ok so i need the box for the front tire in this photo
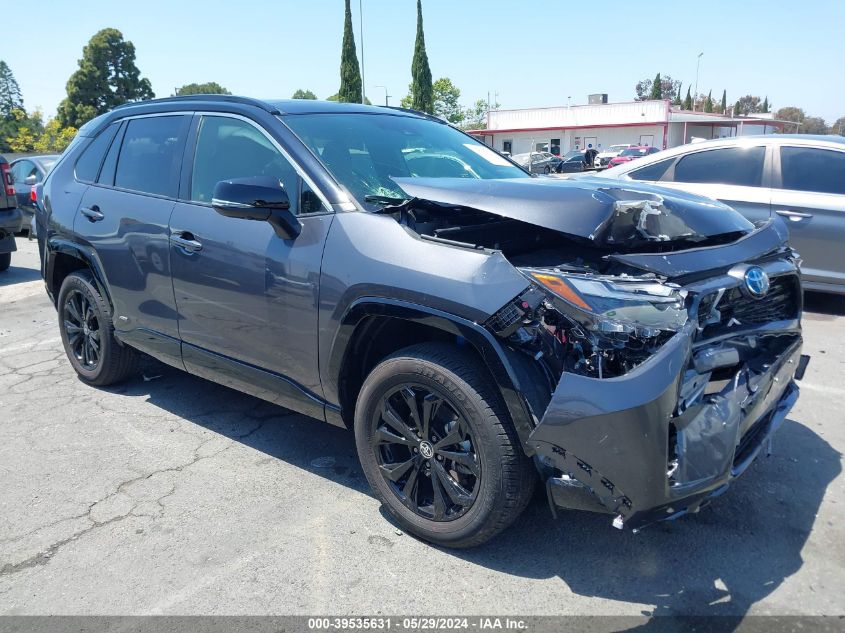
[57,270,138,386]
[354,343,535,548]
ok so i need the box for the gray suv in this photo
[597,135,845,294]
[37,96,808,547]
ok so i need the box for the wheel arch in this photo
[327,298,538,453]
[46,238,112,309]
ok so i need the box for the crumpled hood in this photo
[391,176,755,247]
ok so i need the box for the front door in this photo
[771,145,845,289]
[169,114,333,414]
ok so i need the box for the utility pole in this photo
[693,52,703,112]
[359,0,366,104]
[374,85,390,106]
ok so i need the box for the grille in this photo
[698,274,799,339]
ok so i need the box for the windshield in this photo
[282,113,529,206]
[620,148,647,157]
[607,145,628,153]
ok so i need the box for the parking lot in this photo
[0,236,843,617]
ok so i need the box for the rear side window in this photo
[74,123,120,183]
[115,116,187,197]
[780,147,845,195]
[629,157,674,181]
[672,147,765,187]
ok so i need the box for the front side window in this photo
[115,116,187,197]
[672,146,765,187]
[190,116,307,214]
[282,113,529,208]
[780,146,845,195]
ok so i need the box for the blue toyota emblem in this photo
[744,266,770,298]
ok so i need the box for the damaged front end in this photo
[386,177,808,531]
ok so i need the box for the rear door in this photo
[75,114,190,363]
[627,144,772,223]
[771,145,845,289]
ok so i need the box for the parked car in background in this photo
[38,96,807,547]
[0,154,23,272]
[556,149,598,174]
[512,151,560,174]
[596,134,845,294]
[9,155,60,232]
[607,145,661,168]
[594,144,633,169]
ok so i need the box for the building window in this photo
[550,138,561,155]
[502,140,512,155]
[535,141,549,152]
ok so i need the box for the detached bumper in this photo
[527,325,806,531]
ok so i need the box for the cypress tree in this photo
[704,90,713,113]
[649,73,662,100]
[673,84,683,106]
[338,0,362,104]
[762,96,769,113]
[410,0,433,113]
[683,86,693,110]
[720,90,727,114]
[0,61,24,118]
[734,100,742,116]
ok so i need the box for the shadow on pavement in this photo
[803,291,845,317]
[103,359,840,620]
[0,261,41,286]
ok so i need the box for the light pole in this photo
[374,85,390,106]
[693,52,703,111]
[359,0,366,105]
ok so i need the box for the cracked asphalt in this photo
[0,237,843,616]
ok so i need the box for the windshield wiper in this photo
[364,194,408,206]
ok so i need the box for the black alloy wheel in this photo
[372,384,480,522]
[63,289,101,370]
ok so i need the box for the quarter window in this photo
[629,157,675,182]
[780,147,845,195]
[115,116,187,197]
[672,147,765,187]
[75,123,120,183]
[191,116,304,214]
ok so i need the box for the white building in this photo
[467,99,784,156]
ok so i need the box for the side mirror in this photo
[24,174,38,186]
[212,177,301,240]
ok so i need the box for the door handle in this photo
[171,231,203,253]
[80,206,104,222]
[775,209,813,221]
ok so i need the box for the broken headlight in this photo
[520,269,688,378]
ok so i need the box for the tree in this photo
[734,95,763,116]
[461,97,499,131]
[0,61,24,118]
[175,82,230,95]
[57,29,153,128]
[761,96,769,113]
[720,90,727,114]
[292,89,317,100]
[799,116,828,134]
[832,117,845,136]
[672,84,683,106]
[649,73,663,100]
[704,90,713,113]
[338,0,362,104]
[683,87,692,110]
[410,0,433,113]
[33,118,77,153]
[636,74,681,101]
[432,78,464,124]
[3,108,44,152]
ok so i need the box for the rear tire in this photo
[57,270,138,386]
[0,252,10,272]
[354,343,535,548]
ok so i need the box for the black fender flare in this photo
[45,237,112,308]
[326,297,538,452]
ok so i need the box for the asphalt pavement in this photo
[0,237,843,617]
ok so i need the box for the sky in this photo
[3,0,844,123]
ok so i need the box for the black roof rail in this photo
[113,95,281,115]
[381,105,448,124]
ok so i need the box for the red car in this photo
[607,145,661,168]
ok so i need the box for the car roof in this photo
[80,95,432,137]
